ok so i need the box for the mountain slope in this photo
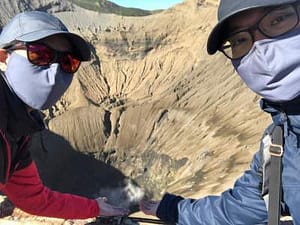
[0,0,154,27]
[0,0,73,25]
[71,0,155,16]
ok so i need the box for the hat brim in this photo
[17,30,91,61]
[207,0,298,55]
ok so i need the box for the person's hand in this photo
[139,199,160,216]
[96,197,129,216]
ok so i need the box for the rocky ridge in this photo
[0,0,74,25]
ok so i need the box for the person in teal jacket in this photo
[139,0,300,224]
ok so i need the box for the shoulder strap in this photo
[268,125,283,225]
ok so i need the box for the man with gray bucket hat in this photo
[0,11,129,219]
[140,0,300,224]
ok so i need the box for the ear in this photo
[0,49,8,63]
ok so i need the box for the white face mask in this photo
[232,28,300,103]
[5,52,73,110]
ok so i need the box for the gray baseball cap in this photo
[0,11,91,61]
[207,0,298,55]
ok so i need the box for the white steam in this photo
[96,178,144,208]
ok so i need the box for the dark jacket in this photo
[0,74,43,183]
[0,74,99,219]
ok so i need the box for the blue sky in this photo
[109,0,184,10]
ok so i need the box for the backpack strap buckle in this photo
[269,143,283,157]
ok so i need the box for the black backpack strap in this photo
[268,125,283,225]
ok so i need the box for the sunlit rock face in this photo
[2,0,271,214]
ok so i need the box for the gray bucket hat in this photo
[0,10,91,61]
[207,0,299,55]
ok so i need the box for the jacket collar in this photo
[260,97,300,135]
